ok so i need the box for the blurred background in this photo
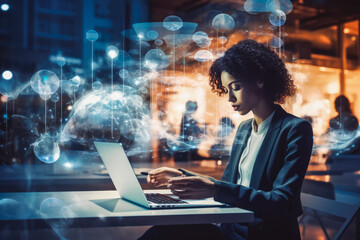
[1,0,360,239]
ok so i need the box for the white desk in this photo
[0,190,253,230]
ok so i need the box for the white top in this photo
[237,110,276,187]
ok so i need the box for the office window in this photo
[94,0,111,18]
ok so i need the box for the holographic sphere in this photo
[30,70,60,96]
[163,15,183,31]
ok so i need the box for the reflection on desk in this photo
[0,190,254,230]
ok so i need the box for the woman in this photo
[140,39,313,240]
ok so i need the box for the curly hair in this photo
[209,39,296,104]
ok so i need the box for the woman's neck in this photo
[252,100,276,127]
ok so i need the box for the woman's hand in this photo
[168,176,215,199]
[147,167,183,187]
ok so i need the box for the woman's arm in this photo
[213,120,313,221]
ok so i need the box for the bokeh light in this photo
[0,3,10,11]
[194,50,213,62]
[144,49,169,70]
[106,45,119,59]
[2,70,13,80]
[269,10,286,26]
[33,133,61,164]
[163,15,183,31]
[212,13,235,32]
[86,29,99,42]
[30,70,60,96]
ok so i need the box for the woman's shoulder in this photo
[280,111,313,135]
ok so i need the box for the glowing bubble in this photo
[244,0,269,13]
[194,50,213,62]
[154,39,164,46]
[40,197,75,226]
[218,36,228,44]
[192,32,211,48]
[119,69,129,79]
[266,0,293,14]
[144,49,169,70]
[54,53,66,67]
[86,29,99,42]
[61,85,142,145]
[269,10,286,26]
[33,133,60,164]
[163,15,183,31]
[30,70,60,96]
[0,198,30,218]
[212,14,235,32]
[270,36,284,48]
[69,76,81,86]
[120,119,143,140]
[146,30,159,40]
[192,31,208,44]
[106,45,119,59]
[1,3,10,11]
[51,93,60,103]
[92,81,103,91]
[2,70,13,80]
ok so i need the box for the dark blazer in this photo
[213,105,313,240]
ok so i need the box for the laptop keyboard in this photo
[145,193,187,204]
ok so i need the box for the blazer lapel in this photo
[249,105,285,189]
[229,120,252,183]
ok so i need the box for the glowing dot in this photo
[1,4,10,11]
[344,28,350,34]
[64,162,73,168]
[3,114,7,119]
[106,45,119,59]
[2,70,13,80]
[217,160,222,166]
[67,105,73,111]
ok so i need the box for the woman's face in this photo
[221,71,262,115]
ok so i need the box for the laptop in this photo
[94,141,224,209]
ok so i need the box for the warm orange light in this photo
[343,28,350,34]
[351,36,357,41]
[1,95,7,102]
